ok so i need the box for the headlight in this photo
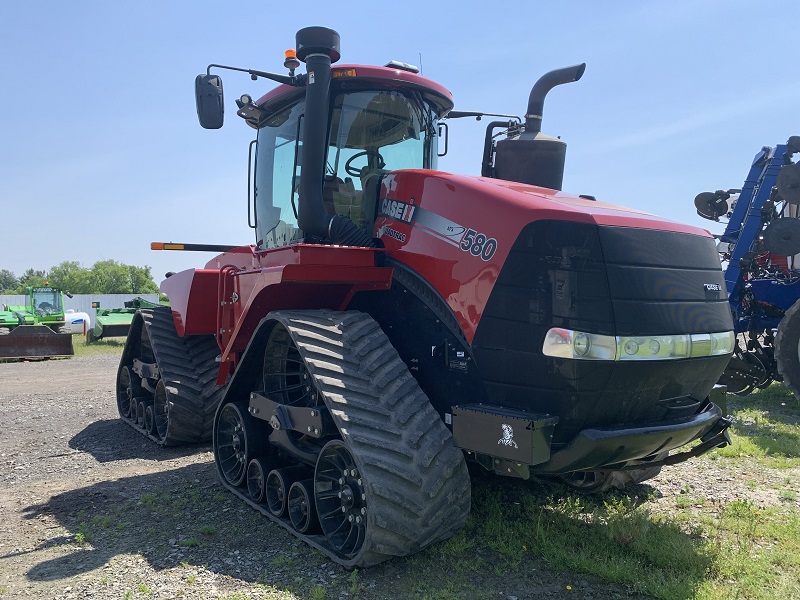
[542,328,735,361]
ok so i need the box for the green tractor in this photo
[0,287,74,359]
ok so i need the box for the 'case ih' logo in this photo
[380,199,416,223]
[704,283,722,292]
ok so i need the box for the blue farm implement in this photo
[694,136,800,396]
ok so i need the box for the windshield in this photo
[32,288,62,315]
[325,89,437,229]
[253,88,438,247]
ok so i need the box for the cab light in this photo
[542,328,735,361]
[332,68,358,78]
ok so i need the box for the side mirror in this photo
[195,74,224,129]
[437,122,448,157]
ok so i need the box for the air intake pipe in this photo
[493,63,586,191]
[295,27,376,247]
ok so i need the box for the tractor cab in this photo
[194,29,453,250]
[31,287,63,316]
[253,80,445,249]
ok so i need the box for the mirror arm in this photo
[206,64,305,87]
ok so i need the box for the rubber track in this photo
[775,299,800,401]
[118,307,225,445]
[218,309,471,567]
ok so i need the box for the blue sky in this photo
[1,1,796,283]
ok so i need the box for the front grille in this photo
[472,220,732,442]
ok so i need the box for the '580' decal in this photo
[458,228,497,261]
[381,198,499,262]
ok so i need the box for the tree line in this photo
[0,260,160,295]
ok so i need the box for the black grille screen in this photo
[472,221,732,442]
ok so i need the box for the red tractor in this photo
[116,27,734,567]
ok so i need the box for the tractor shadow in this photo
[68,419,208,462]
[15,463,300,581]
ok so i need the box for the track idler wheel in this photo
[288,479,319,534]
[314,440,368,559]
[117,366,143,419]
[215,402,267,487]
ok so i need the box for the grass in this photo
[421,475,799,600]
[713,384,800,467]
[71,334,125,357]
[403,383,800,600]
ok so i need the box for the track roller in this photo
[288,479,319,534]
[136,400,148,428]
[266,466,308,517]
[153,381,169,441]
[144,405,155,434]
[247,458,268,503]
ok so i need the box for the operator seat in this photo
[324,175,366,230]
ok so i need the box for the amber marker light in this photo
[284,49,300,73]
[332,68,357,78]
[151,242,185,250]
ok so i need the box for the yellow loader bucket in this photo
[0,325,74,359]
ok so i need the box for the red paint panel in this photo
[375,171,714,343]
[160,269,219,337]
[219,261,392,364]
[160,244,392,382]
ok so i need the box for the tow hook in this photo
[700,416,734,448]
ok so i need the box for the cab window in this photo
[254,100,305,249]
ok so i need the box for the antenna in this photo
[419,53,423,75]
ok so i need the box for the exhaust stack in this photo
[493,63,586,191]
[296,27,375,247]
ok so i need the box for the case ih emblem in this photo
[381,199,416,223]
[498,424,518,449]
[704,283,722,292]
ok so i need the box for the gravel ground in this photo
[0,354,796,600]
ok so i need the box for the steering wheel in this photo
[344,150,385,177]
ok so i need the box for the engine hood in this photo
[375,169,718,344]
[439,171,711,237]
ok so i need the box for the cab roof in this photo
[255,64,454,117]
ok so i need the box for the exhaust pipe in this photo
[525,63,585,135]
[295,27,375,247]
[492,63,586,190]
